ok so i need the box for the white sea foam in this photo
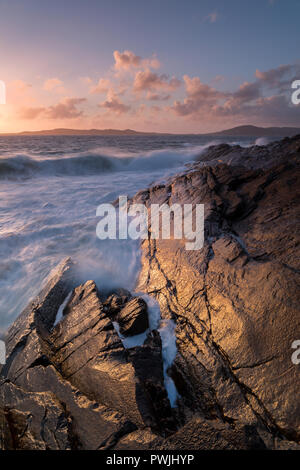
[255,137,270,146]
[54,291,73,326]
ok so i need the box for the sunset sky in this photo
[0,0,299,133]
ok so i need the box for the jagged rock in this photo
[47,280,155,427]
[1,257,76,384]
[195,133,300,170]
[113,429,160,450]
[0,265,173,449]
[103,288,132,317]
[1,135,300,450]
[8,363,138,450]
[0,379,71,450]
[134,135,300,444]
[117,297,149,336]
[128,331,176,434]
[152,416,267,450]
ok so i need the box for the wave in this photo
[0,143,216,180]
[255,137,270,146]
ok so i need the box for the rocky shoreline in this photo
[1,135,300,450]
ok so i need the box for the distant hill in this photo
[1,125,299,137]
[0,128,164,136]
[207,125,300,137]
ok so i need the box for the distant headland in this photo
[1,125,300,137]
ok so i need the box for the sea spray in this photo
[0,134,254,332]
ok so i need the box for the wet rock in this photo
[47,281,154,427]
[0,378,71,450]
[128,331,177,434]
[103,288,132,317]
[117,297,149,336]
[152,416,267,450]
[0,265,173,449]
[134,135,300,444]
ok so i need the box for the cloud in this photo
[204,11,218,23]
[10,80,32,91]
[113,50,160,72]
[172,75,225,116]
[99,94,131,114]
[171,63,300,126]
[255,64,300,90]
[46,97,86,119]
[43,78,64,93]
[146,92,171,101]
[19,107,45,119]
[12,54,300,131]
[20,97,86,120]
[90,78,112,94]
[134,70,181,92]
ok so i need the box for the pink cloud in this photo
[46,97,86,119]
[90,78,112,94]
[43,78,64,91]
[19,107,45,119]
[146,92,171,101]
[99,95,131,114]
[134,70,181,92]
[113,50,160,72]
[171,63,300,127]
[21,97,86,120]
[172,75,225,116]
[10,80,32,91]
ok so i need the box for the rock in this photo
[134,135,300,444]
[0,378,71,450]
[1,257,77,384]
[103,288,132,317]
[128,330,177,434]
[0,265,174,449]
[113,429,160,450]
[1,135,300,450]
[117,297,149,336]
[152,416,267,450]
[196,133,300,170]
[47,281,154,427]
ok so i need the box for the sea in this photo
[0,134,267,332]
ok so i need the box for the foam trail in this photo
[113,321,148,348]
[111,292,179,407]
[158,319,178,407]
[139,294,179,407]
[54,291,73,326]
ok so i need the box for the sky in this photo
[0,0,299,133]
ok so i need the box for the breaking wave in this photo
[0,143,216,180]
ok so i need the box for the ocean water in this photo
[0,134,258,334]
